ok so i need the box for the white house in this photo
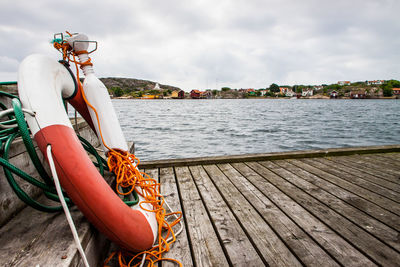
[338,81,351,86]
[302,89,313,97]
[367,80,384,85]
[285,90,296,97]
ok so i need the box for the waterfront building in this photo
[338,81,351,86]
[367,80,385,85]
[279,87,290,94]
[200,91,213,99]
[171,90,185,99]
[285,89,296,97]
[302,89,314,97]
[190,90,201,99]
[350,90,366,99]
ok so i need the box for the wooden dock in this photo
[1,145,399,266]
[141,146,400,267]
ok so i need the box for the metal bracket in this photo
[53,33,98,54]
[71,40,98,54]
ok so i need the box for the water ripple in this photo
[101,99,400,160]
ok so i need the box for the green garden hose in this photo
[2,132,65,212]
[12,98,53,185]
[0,90,138,212]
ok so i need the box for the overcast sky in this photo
[1,0,399,91]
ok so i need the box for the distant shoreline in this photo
[113,96,399,100]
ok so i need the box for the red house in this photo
[330,90,338,99]
[350,90,366,99]
[190,90,201,99]
[393,88,400,95]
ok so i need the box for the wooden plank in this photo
[203,164,302,267]
[0,192,110,266]
[0,207,59,266]
[277,159,400,233]
[335,155,400,182]
[188,165,265,266]
[354,154,400,172]
[78,231,110,267]
[302,158,400,203]
[143,168,158,182]
[312,157,400,193]
[379,153,400,163]
[231,162,375,266]
[247,161,400,266]
[7,206,92,266]
[289,159,400,216]
[159,167,193,267]
[268,160,400,251]
[220,163,340,266]
[174,166,229,266]
[330,156,400,185]
[139,145,400,169]
[363,154,400,169]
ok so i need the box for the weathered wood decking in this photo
[0,146,399,266]
[143,149,400,266]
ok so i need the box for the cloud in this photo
[1,0,399,89]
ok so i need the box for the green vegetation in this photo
[382,86,393,97]
[294,86,302,94]
[324,84,343,91]
[265,91,275,97]
[111,86,123,97]
[351,81,365,86]
[147,89,161,95]
[269,83,280,93]
[381,80,400,97]
[386,79,400,88]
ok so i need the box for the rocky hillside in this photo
[99,77,180,92]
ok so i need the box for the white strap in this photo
[46,145,90,267]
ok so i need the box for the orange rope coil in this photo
[54,32,182,267]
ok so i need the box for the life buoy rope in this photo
[53,32,182,266]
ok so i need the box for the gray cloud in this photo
[1,0,399,89]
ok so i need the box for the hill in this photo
[99,77,181,92]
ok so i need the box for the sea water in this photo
[110,99,400,160]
